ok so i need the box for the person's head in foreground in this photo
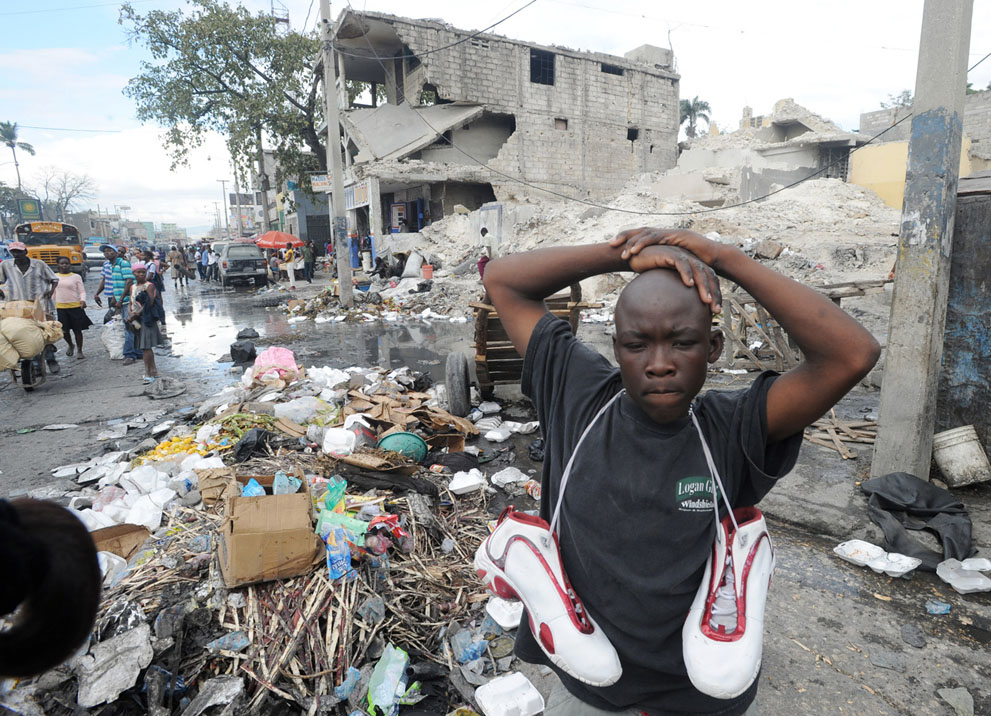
[0,498,100,678]
[613,269,723,425]
[56,256,72,274]
[8,242,28,265]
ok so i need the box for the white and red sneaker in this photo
[682,506,774,700]
[474,507,623,687]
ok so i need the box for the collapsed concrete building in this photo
[325,9,680,246]
[651,99,870,207]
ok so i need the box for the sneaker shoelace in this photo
[709,554,737,634]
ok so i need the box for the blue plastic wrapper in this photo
[925,598,951,614]
[334,666,361,699]
[322,525,357,581]
[448,628,488,663]
[241,478,265,497]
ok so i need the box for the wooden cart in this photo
[472,283,591,398]
[444,284,596,416]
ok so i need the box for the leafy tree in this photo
[32,167,97,222]
[120,0,328,189]
[1,122,36,191]
[880,90,913,109]
[679,96,711,139]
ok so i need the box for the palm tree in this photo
[679,97,712,139]
[1,122,35,191]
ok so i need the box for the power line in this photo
[0,0,154,16]
[301,0,316,34]
[333,0,538,60]
[18,124,121,133]
[337,3,919,217]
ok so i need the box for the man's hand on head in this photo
[613,238,722,314]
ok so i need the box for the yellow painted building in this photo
[849,136,988,208]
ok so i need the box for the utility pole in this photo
[255,127,273,232]
[233,172,244,238]
[217,179,231,240]
[872,0,974,479]
[320,0,353,307]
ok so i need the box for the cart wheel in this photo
[19,359,35,392]
[445,351,471,417]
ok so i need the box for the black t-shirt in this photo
[516,314,803,716]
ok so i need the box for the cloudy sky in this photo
[2,0,990,236]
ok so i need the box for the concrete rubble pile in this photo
[1,346,552,716]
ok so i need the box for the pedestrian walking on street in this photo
[54,256,92,359]
[284,242,297,290]
[93,244,118,319]
[0,241,61,373]
[199,247,209,280]
[98,245,142,365]
[166,245,187,288]
[303,241,315,283]
[207,248,219,281]
[127,262,164,383]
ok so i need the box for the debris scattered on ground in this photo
[4,345,547,715]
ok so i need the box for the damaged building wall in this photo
[860,91,991,153]
[346,11,679,201]
[417,114,516,165]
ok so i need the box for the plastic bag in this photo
[101,318,126,360]
[0,317,45,359]
[245,346,300,386]
[274,396,326,424]
[241,478,266,497]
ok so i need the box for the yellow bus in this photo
[13,221,87,276]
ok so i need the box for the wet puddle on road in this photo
[159,283,473,384]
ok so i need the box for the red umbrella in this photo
[255,231,303,249]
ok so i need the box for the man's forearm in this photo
[484,243,627,301]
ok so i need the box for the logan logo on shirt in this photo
[676,476,715,512]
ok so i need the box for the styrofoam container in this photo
[936,558,991,594]
[833,540,921,577]
[932,424,991,487]
[485,597,524,630]
[475,672,544,716]
[449,469,486,495]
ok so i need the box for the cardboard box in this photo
[91,524,151,561]
[217,470,323,588]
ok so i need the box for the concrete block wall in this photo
[374,14,679,200]
[859,92,991,154]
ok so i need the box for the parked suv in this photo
[218,242,268,287]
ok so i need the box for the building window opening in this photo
[627,127,639,141]
[554,117,568,130]
[530,48,555,85]
[404,45,421,72]
[601,63,624,76]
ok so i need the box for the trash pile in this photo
[3,346,554,716]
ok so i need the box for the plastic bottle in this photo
[272,471,290,495]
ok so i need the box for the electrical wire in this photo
[301,0,316,34]
[336,3,924,217]
[333,0,538,60]
[0,0,155,16]
[17,124,121,133]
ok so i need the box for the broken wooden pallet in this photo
[803,411,877,459]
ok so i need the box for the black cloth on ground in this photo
[514,314,803,716]
[860,472,975,571]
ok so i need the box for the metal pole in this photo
[872,0,974,479]
[218,179,231,240]
[320,0,353,307]
[255,127,273,231]
[233,172,244,238]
